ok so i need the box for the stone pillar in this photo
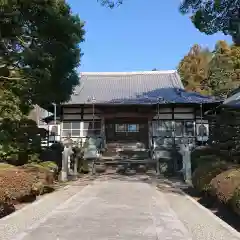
[73,146,81,179]
[156,158,160,176]
[148,119,152,149]
[73,157,78,177]
[61,146,70,181]
[80,121,84,139]
[91,159,96,175]
[101,117,106,149]
[68,155,71,173]
[180,143,192,184]
[60,137,73,182]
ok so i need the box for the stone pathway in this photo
[0,175,240,240]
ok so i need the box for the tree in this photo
[178,41,240,97]
[180,0,240,46]
[230,44,240,83]
[99,1,240,46]
[0,0,85,159]
[208,41,236,98]
[0,0,85,112]
[177,44,212,95]
[207,108,240,164]
[224,45,240,97]
[97,0,123,8]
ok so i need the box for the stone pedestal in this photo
[154,149,171,175]
[60,170,68,182]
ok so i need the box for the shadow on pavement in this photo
[79,170,240,232]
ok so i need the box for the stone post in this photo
[73,155,78,178]
[91,158,96,175]
[73,146,81,179]
[60,137,73,182]
[156,158,160,176]
[180,143,192,184]
[61,146,69,181]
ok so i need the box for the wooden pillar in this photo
[101,117,106,148]
[148,118,152,149]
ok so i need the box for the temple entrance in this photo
[105,118,149,148]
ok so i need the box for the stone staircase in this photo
[100,142,156,172]
[101,142,120,159]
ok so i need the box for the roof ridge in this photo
[80,70,177,76]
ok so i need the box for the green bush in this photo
[230,187,240,216]
[40,142,64,171]
[192,161,231,193]
[191,146,220,172]
[191,154,220,173]
[191,146,217,161]
[28,153,41,163]
[209,167,240,204]
[23,163,47,169]
[40,161,58,172]
[0,119,44,163]
[39,161,58,179]
[0,202,15,219]
[80,161,89,174]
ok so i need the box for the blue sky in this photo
[67,0,232,72]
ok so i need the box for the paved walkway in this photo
[1,175,240,240]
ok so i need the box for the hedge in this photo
[191,146,217,161]
[0,201,15,218]
[192,161,231,193]
[210,168,240,204]
[0,168,38,202]
[39,161,58,178]
[40,161,58,171]
[191,146,220,172]
[0,163,57,218]
[191,155,220,173]
[80,161,89,174]
[231,187,240,216]
[21,163,55,186]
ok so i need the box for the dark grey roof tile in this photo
[68,71,184,104]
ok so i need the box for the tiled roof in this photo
[223,91,240,106]
[66,71,220,105]
[67,71,184,104]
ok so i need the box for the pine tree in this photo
[208,108,240,163]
